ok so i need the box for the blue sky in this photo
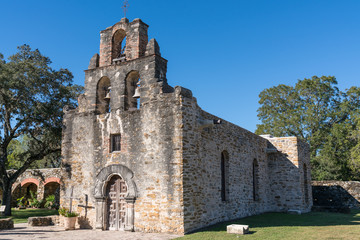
[1,0,360,132]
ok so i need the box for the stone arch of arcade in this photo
[7,168,61,207]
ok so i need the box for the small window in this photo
[111,134,121,152]
[221,151,229,202]
[253,159,259,201]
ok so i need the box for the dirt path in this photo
[0,223,181,240]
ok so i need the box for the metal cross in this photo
[78,194,94,218]
[122,0,129,18]
[66,186,79,213]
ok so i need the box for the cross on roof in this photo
[122,0,129,18]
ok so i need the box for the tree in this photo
[0,45,82,215]
[350,116,360,178]
[256,76,360,180]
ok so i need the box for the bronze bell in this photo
[133,87,140,98]
[104,87,111,100]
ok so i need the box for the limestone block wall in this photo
[179,94,312,233]
[265,136,312,212]
[180,94,272,233]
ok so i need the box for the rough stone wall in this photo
[0,218,14,230]
[265,136,312,213]
[179,96,312,233]
[312,181,360,209]
[181,100,269,233]
[61,92,184,233]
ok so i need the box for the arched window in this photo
[253,159,259,201]
[221,151,229,201]
[124,71,141,110]
[112,29,127,62]
[304,163,309,204]
[96,77,111,114]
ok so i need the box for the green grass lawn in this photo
[177,210,360,240]
[1,208,58,224]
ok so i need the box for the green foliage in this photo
[58,207,78,217]
[0,45,83,215]
[7,135,61,169]
[16,196,26,208]
[256,76,360,180]
[44,194,57,209]
[28,190,42,208]
[350,116,360,177]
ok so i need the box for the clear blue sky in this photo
[1,0,360,132]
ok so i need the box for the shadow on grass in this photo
[190,209,360,234]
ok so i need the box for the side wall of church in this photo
[179,95,312,233]
[180,95,269,233]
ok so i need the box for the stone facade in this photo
[3,168,61,207]
[61,17,312,234]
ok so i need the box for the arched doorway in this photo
[22,182,38,205]
[105,175,128,230]
[93,164,137,231]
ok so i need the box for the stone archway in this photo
[93,164,137,231]
[43,179,61,208]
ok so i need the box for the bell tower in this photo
[98,18,149,67]
[82,17,170,114]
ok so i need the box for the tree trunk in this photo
[2,180,12,216]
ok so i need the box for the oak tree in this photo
[256,76,360,180]
[0,45,82,215]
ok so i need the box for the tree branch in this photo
[9,147,61,183]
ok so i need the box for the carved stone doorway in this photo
[105,175,127,230]
[94,164,136,231]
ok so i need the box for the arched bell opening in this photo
[96,77,111,114]
[112,29,127,63]
[124,71,141,111]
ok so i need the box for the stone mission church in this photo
[60,17,312,234]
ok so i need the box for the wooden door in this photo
[106,175,127,230]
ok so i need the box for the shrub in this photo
[28,190,42,208]
[58,207,78,217]
[44,195,57,209]
[16,196,26,208]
